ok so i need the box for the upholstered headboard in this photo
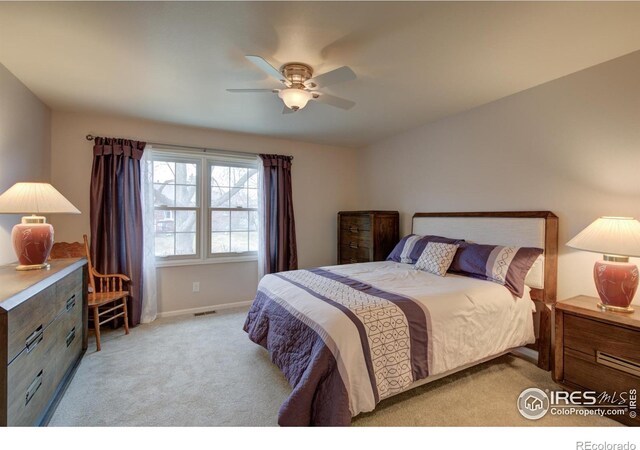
[412,211,558,370]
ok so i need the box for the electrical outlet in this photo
[192,282,200,293]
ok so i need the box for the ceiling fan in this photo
[227,55,356,113]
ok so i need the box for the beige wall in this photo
[0,63,51,265]
[50,111,360,314]
[359,50,640,305]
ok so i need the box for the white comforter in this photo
[325,261,536,376]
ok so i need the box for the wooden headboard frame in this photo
[412,211,558,371]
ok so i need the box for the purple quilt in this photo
[243,267,431,426]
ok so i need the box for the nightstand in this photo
[554,295,640,426]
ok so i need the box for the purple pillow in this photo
[387,234,465,264]
[449,243,543,298]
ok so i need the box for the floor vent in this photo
[194,310,217,317]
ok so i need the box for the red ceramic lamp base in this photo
[593,258,638,313]
[11,216,54,271]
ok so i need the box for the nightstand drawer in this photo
[565,314,640,364]
[564,348,640,426]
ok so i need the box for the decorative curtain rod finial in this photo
[86,134,95,141]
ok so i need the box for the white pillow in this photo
[414,242,459,276]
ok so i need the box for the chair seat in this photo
[88,290,129,307]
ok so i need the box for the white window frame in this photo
[149,148,259,267]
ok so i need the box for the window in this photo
[148,149,258,263]
[209,163,259,256]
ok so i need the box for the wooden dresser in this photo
[554,295,639,426]
[337,211,399,264]
[0,258,87,426]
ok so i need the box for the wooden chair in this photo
[82,235,130,351]
[50,241,86,259]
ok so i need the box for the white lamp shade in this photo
[566,216,640,257]
[0,182,80,215]
[278,88,312,110]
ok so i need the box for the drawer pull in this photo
[25,370,43,406]
[596,351,640,377]
[26,325,44,353]
[349,259,358,264]
[66,294,76,312]
[349,226,359,233]
[349,242,358,249]
[66,327,76,348]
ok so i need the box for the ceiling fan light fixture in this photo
[278,88,312,111]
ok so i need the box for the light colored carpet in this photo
[49,308,619,427]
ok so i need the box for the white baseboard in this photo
[157,300,253,319]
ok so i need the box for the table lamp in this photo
[567,216,640,313]
[0,182,80,270]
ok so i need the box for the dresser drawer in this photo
[339,231,371,250]
[51,296,83,388]
[7,324,58,426]
[340,245,371,262]
[7,284,57,363]
[339,215,371,232]
[564,314,640,364]
[55,270,82,317]
[6,301,82,427]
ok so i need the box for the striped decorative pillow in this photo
[414,242,459,276]
[449,243,543,297]
[387,234,465,264]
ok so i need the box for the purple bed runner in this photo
[243,267,431,426]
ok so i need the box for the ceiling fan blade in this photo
[282,106,296,115]
[226,88,278,93]
[306,66,356,88]
[245,55,288,85]
[311,92,355,110]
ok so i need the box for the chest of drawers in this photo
[337,211,399,264]
[0,259,87,426]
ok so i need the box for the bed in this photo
[243,211,558,426]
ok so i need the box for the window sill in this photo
[155,255,258,268]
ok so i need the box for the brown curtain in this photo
[260,154,297,273]
[90,137,146,326]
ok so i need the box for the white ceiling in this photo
[1,2,640,148]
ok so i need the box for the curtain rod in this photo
[85,134,293,160]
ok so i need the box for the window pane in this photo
[249,211,258,231]
[155,210,175,233]
[211,210,230,232]
[154,184,175,207]
[153,161,175,183]
[230,188,248,208]
[230,167,248,188]
[175,233,196,255]
[212,232,230,253]
[247,169,258,188]
[155,233,174,257]
[176,185,197,207]
[175,162,197,185]
[211,187,230,208]
[230,232,249,252]
[211,165,230,188]
[247,188,258,209]
[175,210,197,232]
[249,231,258,252]
[231,210,249,231]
